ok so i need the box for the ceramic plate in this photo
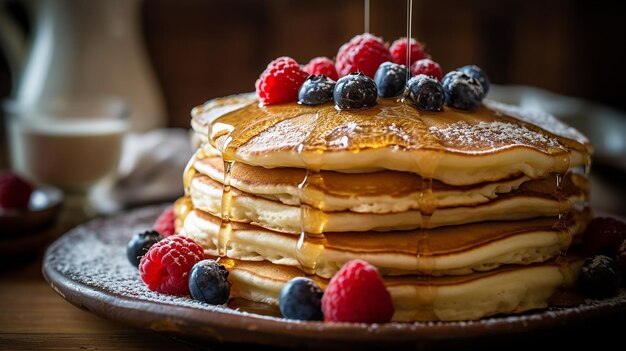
[42,205,626,349]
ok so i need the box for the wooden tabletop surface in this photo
[0,252,204,351]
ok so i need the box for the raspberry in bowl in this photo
[0,171,63,235]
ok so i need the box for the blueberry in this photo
[578,255,623,298]
[279,277,323,321]
[457,65,490,94]
[405,75,445,112]
[126,230,163,267]
[374,62,408,97]
[298,75,335,105]
[442,71,485,111]
[333,72,378,109]
[189,259,231,305]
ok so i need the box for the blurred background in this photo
[1,0,625,216]
[1,2,625,347]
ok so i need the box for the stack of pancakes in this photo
[176,93,593,321]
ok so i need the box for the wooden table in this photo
[0,253,203,351]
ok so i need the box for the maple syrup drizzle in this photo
[203,94,589,307]
[413,151,441,320]
[405,0,413,84]
[404,0,437,319]
[208,115,240,258]
[182,148,206,196]
[208,97,578,162]
[173,196,193,232]
[218,158,235,256]
[296,169,328,274]
[295,112,329,275]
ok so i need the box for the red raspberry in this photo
[304,57,339,81]
[335,33,393,79]
[0,172,33,209]
[390,37,427,66]
[153,206,176,237]
[411,58,443,81]
[582,217,626,256]
[139,235,204,295]
[321,259,394,323]
[255,56,308,105]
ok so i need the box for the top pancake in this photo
[191,94,592,185]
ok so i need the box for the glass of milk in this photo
[4,97,130,222]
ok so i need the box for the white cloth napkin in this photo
[90,128,194,214]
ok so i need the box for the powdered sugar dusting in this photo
[484,99,589,145]
[429,121,562,150]
[44,206,626,337]
[45,205,281,321]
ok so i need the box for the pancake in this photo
[192,156,535,213]
[180,208,589,278]
[191,94,591,186]
[188,173,587,233]
[220,257,583,321]
[183,91,594,322]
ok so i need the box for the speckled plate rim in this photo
[42,205,626,348]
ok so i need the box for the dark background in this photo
[143,0,626,128]
[1,0,625,130]
[0,3,624,349]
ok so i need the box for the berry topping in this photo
[304,57,339,81]
[153,206,176,237]
[189,259,231,305]
[442,70,485,111]
[458,65,490,94]
[255,56,308,105]
[0,172,34,210]
[321,259,394,323]
[139,235,204,295]
[335,33,393,79]
[373,61,408,98]
[334,72,378,110]
[410,58,443,81]
[298,75,336,105]
[582,217,626,256]
[405,75,445,112]
[578,255,623,298]
[127,230,163,267]
[279,277,324,321]
[389,37,427,66]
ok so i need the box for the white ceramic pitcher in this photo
[0,0,166,132]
